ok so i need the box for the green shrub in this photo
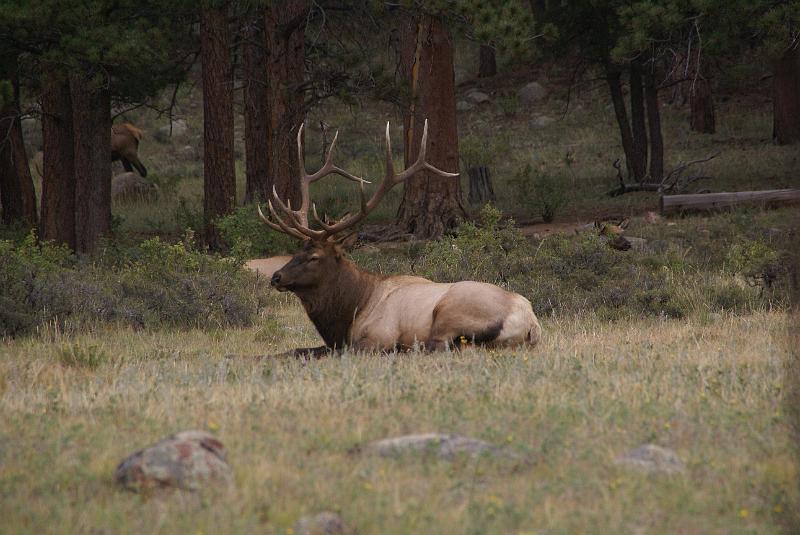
[57,343,107,370]
[215,205,297,258]
[174,197,204,235]
[0,232,270,338]
[725,238,780,287]
[417,204,529,285]
[511,164,567,222]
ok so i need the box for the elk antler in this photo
[258,119,459,241]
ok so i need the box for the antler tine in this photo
[395,119,459,183]
[313,179,370,236]
[384,121,396,182]
[270,185,325,240]
[259,201,307,241]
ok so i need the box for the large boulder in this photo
[112,172,158,203]
[154,119,189,143]
[517,81,547,103]
[466,90,491,104]
[114,430,233,492]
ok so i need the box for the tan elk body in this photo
[112,123,148,177]
[260,121,541,354]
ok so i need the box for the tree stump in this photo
[468,166,495,204]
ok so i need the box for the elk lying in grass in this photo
[259,121,541,356]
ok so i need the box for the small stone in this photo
[112,172,158,203]
[467,90,491,104]
[154,119,188,142]
[456,100,475,112]
[614,444,685,474]
[645,211,661,224]
[365,433,521,462]
[294,512,351,535]
[179,145,198,161]
[531,115,554,128]
[517,81,547,103]
[114,430,232,492]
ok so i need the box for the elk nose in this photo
[270,272,281,286]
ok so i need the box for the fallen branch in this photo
[607,151,720,197]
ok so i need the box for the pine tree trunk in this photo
[396,14,465,239]
[265,0,307,207]
[242,14,270,203]
[690,78,715,134]
[606,67,636,180]
[629,60,648,181]
[0,74,37,228]
[645,73,664,181]
[201,2,236,250]
[773,46,800,145]
[478,45,496,78]
[71,75,111,255]
[40,73,76,249]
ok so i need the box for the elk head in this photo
[258,119,457,293]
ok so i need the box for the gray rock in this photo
[179,145,198,161]
[467,90,491,104]
[154,119,188,142]
[366,433,520,461]
[114,430,232,492]
[456,100,475,112]
[517,81,547,103]
[294,512,351,535]
[112,172,158,203]
[614,444,685,474]
[531,115,554,128]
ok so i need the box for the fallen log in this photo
[660,189,800,214]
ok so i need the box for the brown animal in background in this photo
[112,123,148,177]
[260,121,541,356]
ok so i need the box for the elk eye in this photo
[308,256,319,262]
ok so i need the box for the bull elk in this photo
[259,121,541,356]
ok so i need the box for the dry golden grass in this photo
[0,295,795,534]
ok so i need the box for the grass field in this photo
[0,301,796,534]
[5,54,799,534]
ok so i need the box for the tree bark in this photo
[478,44,496,78]
[606,67,636,180]
[40,73,76,249]
[690,77,716,134]
[71,75,111,255]
[201,2,236,250]
[396,14,465,239]
[629,60,648,181]
[773,46,800,145]
[645,73,664,181]
[265,0,307,207]
[242,14,270,203]
[0,60,37,228]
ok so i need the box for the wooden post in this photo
[660,189,800,214]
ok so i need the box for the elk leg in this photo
[128,156,148,177]
[121,158,133,173]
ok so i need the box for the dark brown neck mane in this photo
[292,257,381,348]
